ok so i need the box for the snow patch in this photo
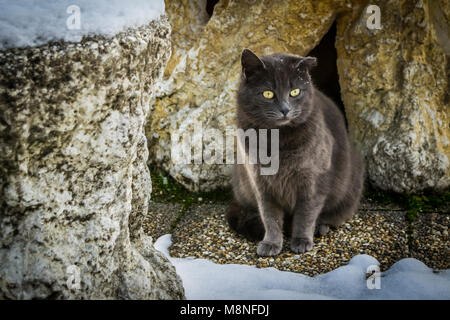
[0,0,165,49]
[360,109,385,128]
[155,234,450,300]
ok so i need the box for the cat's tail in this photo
[226,200,264,241]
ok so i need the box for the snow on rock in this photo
[0,0,165,49]
[155,234,450,300]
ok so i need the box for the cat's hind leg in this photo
[318,150,364,233]
[318,189,361,231]
[317,224,330,236]
[226,200,264,241]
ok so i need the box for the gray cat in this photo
[226,49,365,256]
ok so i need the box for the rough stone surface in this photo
[148,0,449,193]
[336,0,450,193]
[0,18,185,299]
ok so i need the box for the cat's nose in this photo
[280,103,290,116]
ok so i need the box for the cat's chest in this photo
[265,156,314,182]
[253,128,333,210]
[259,155,316,211]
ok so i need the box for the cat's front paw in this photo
[290,237,313,253]
[257,241,282,256]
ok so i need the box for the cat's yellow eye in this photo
[290,88,301,97]
[263,91,274,99]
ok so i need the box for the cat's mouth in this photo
[274,113,298,126]
[265,111,301,127]
[276,118,292,126]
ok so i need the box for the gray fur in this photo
[226,49,365,256]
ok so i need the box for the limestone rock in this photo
[0,17,185,299]
[147,0,349,191]
[336,0,450,193]
[149,0,449,193]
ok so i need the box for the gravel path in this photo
[144,197,449,275]
[410,213,449,268]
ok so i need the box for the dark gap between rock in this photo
[206,0,220,18]
[308,21,347,126]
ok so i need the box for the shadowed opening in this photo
[206,0,220,17]
[308,22,347,125]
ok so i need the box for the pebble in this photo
[146,202,449,276]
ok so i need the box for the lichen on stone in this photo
[0,17,184,299]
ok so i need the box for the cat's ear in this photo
[241,49,265,79]
[303,56,317,70]
[294,56,317,71]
